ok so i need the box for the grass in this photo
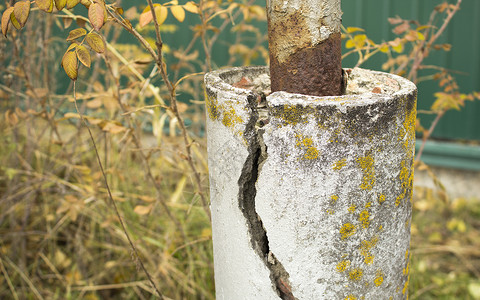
[409,184,480,300]
[0,117,214,299]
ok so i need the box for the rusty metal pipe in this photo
[267,0,343,96]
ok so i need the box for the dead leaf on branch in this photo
[66,0,81,10]
[13,1,30,28]
[55,0,67,11]
[66,28,87,41]
[61,50,78,80]
[85,32,105,53]
[76,45,91,68]
[171,5,185,22]
[88,2,105,31]
[1,7,14,37]
[36,0,54,12]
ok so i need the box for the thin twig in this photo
[0,254,44,300]
[415,110,444,162]
[0,257,20,300]
[408,0,462,81]
[146,0,211,220]
[72,81,164,300]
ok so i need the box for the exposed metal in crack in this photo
[237,93,296,300]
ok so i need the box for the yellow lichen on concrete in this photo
[331,195,339,203]
[402,102,417,150]
[374,270,384,287]
[349,268,363,281]
[358,209,370,229]
[336,260,351,272]
[356,155,375,190]
[396,96,416,207]
[345,295,357,300]
[348,204,356,213]
[359,235,379,265]
[206,93,244,137]
[402,278,409,295]
[304,147,320,160]
[221,107,243,129]
[340,223,357,240]
[206,93,220,122]
[378,194,386,204]
[333,158,347,170]
[396,160,414,206]
[403,250,410,275]
[281,105,305,126]
[295,134,320,160]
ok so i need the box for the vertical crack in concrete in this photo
[237,94,296,300]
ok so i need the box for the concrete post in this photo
[205,66,417,299]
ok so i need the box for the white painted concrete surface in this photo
[205,66,417,299]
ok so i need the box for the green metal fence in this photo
[134,1,480,142]
[343,0,480,141]
[121,0,480,169]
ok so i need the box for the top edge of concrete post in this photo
[204,66,417,300]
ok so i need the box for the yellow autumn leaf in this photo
[155,5,168,25]
[80,0,90,8]
[170,5,185,22]
[66,28,87,41]
[392,42,404,53]
[201,228,212,238]
[10,13,21,30]
[76,45,91,68]
[249,5,265,19]
[63,112,81,119]
[170,175,187,203]
[133,204,152,215]
[1,7,14,37]
[345,39,355,49]
[346,27,364,33]
[139,4,168,27]
[5,110,18,126]
[61,50,78,80]
[379,44,389,53]
[36,0,54,12]
[66,0,80,10]
[183,1,199,14]
[139,5,154,27]
[67,42,78,51]
[416,31,425,41]
[354,34,367,48]
[102,122,126,134]
[85,32,105,53]
[88,2,105,31]
[55,0,67,11]
[13,1,30,27]
[86,98,102,108]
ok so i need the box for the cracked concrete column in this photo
[205,66,417,299]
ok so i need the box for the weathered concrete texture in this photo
[205,67,280,299]
[267,0,343,96]
[205,66,417,300]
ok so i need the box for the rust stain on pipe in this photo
[268,2,343,97]
[269,33,343,96]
